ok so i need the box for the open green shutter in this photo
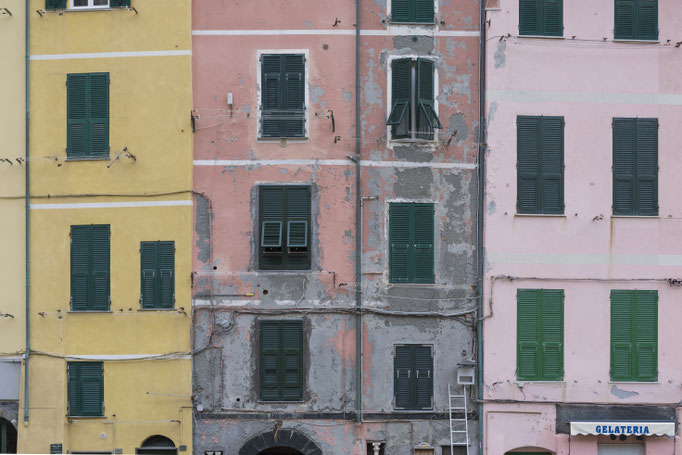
[634,291,657,381]
[282,321,303,400]
[517,289,540,380]
[637,0,658,40]
[541,290,564,380]
[46,0,66,10]
[71,226,91,311]
[540,117,564,214]
[67,75,88,158]
[158,242,175,308]
[91,225,110,310]
[67,363,79,416]
[613,118,636,215]
[260,187,285,269]
[414,346,433,409]
[517,116,541,214]
[391,0,411,22]
[611,290,634,381]
[282,55,305,137]
[415,0,434,22]
[88,74,109,157]
[413,204,434,283]
[519,0,540,35]
[79,363,104,416]
[635,118,658,216]
[110,0,131,7]
[389,59,412,139]
[543,0,563,36]
[394,346,412,408]
[615,0,635,39]
[389,204,411,283]
[140,242,158,308]
[416,59,441,139]
[260,321,282,400]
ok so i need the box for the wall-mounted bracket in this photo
[1,8,12,16]
[106,146,136,168]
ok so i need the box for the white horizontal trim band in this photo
[487,251,682,266]
[194,159,476,169]
[487,89,682,106]
[30,50,192,61]
[193,29,480,37]
[66,354,191,360]
[30,200,193,210]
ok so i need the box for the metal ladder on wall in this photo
[448,384,470,455]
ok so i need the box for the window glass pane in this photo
[73,0,88,6]
[598,445,644,455]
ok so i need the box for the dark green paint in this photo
[259,320,303,401]
[261,54,305,138]
[615,0,658,40]
[140,241,175,309]
[389,203,434,284]
[67,362,104,417]
[67,73,109,159]
[70,225,110,311]
[519,0,563,36]
[394,345,433,409]
[391,0,433,23]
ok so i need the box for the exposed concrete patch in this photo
[494,40,506,69]
[241,104,251,115]
[342,88,352,103]
[611,385,639,399]
[393,145,433,163]
[393,36,435,53]
[303,20,313,29]
[310,85,325,105]
[487,101,497,125]
[487,200,496,215]
[393,168,433,199]
[448,113,469,143]
[195,195,212,264]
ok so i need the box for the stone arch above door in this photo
[239,429,322,455]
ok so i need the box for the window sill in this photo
[515,213,566,218]
[388,282,436,286]
[611,215,660,219]
[65,156,110,162]
[613,39,659,44]
[67,415,106,419]
[389,21,436,26]
[392,408,435,412]
[517,34,564,39]
[609,381,658,384]
[516,380,565,384]
[67,310,113,313]
[257,400,305,404]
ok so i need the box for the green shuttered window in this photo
[389,203,434,284]
[519,0,563,36]
[613,118,658,216]
[71,225,110,311]
[517,116,565,214]
[611,290,657,382]
[140,241,175,309]
[67,73,109,159]
[615,0,658,40]
[67,362,104,417]
[517,289,564,381]
[260,54,305,138]
[110,0,132,6]
[259,186,311,270]
[46,0,67,9]
[392,0,434,23]
[260,320,303,401]
[394,345,433,409]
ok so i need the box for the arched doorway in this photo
[239,429,321,455]
[136,435,177,455]
[0,418,17,454]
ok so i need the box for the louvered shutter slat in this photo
[543,0,563,36]
[517,116,541,213]
[416,59,441,137]
[613,118,636,215]
[517,289,540,380]
[415,0,434,22]
[67,364,78,416]
[540,117,564,214]
[284,187,311,270]
[260,187,285,269]
[260,321,281,400]
[89,74,109,157]
[71,226,91,311]
[519,0,540,35]
[541,290,564,380]
[389,59,412,138]
[414,346,433,409]
[389,204,411,283]
[634,291,657,381]
[413,204,434,284]
[611,290,634,380]
[394,346,412,408]
[261,55,283,137]
[67,75,88,158]
[91,225,110,310]
[283,55,305,137]
[158,241,175,308]
[282,321,302,400]
[637,0,658,40]
[392,0,411,22]
[615,0,635,39]
[140,242,158,308]
[635,118,658,216]
[80,363,104,416]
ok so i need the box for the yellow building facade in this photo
[19,0,193,453]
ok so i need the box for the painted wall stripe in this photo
[193,159,476,170]
[193,29,480,37]
[30,200,193,210]
[30,49,192,61]
[487,251,682,266]
[487,89,682,106]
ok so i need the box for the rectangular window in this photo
[259,320,303,401]
[614,0,658,40]
[613,118,658,216]
[67,362,104,417]
[519,0,563,36]
[387,58,442,141]
[72,0,109,7]
[259,186,311,270]
[67,73,110,159]
[610,290,657,382]
[260,54,306,138]
[389,203,434,284]
[391,0,434,23]
[140,241,175,309]
[71,225,110,311]
[517,116,564,214]
[517,289,564,381]
[394,345,433,410]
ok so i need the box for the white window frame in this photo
[256,49,310,142]
[70,0,109,9]
[386,54,440,146]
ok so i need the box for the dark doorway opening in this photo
[136,435,177,455]
[258,449,303,455]
[0,418,17,454]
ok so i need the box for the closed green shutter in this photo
[260,187,285,269]
[389,203,434,284]
[140,242,158,308]
[71,226,91,311]
[388,59,412,139]
[260,320,302,401]
[67,73,109,158]
[541,290,564,380]
[283,55,305,137]
[415,0,434,23]
[394,345,432,409]
[261,55,305,138]
[517,117,541,213]
[517,290,540,380]
[611,290,634,380]
[634,290,657,381]
[414,346,433,409]
[413,204,434,283]
[519,0,540,35]
[389,204,411,283]
[392,0,433,22]
[540,117,565,214]
[260,321,281,401]
[158,242,175,308]
[637,0,658,40]
[394,346,412,408]
[67,363,79,415]
[282,321,303,400]
[91,225,110,311]
[392,0,411,22]
[615,0,657,40]
[110,0,131,7]
[89,74,110,158]
[68,362,104,417]
[285,187,311,270]
[635,118,658,216]
[613,118,635,215]
[416,59,441,139]
[140,241,175,309]
[543,0,563,36]
[520,0,562,36]
[46,0,66,9]
[261,55,283,137]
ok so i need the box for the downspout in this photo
[476,0,486,452]
[24,0,31,422]
[354,0,363,425]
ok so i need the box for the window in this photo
[46,0,130,10]
[517,116,564,214]
[259,186,311,270]
[67,362,104,417]
[67,73,110,159]
[389,203,434,284]
[259,320,303,401]
[394,345,432,409]
[387,58,442,141]
[71,225,110,311]
[613,118,658,216]
[260,54,306,138]
[140,241,175,309]
[441,447,468,455]
[519,0,563,36]
[611,290,657,382]
[614,0,658,40]
[517,289,564,381]
[391,0,434,23]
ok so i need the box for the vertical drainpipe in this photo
[354,0,363,425]
[476,0,486,451]
[24,0,31,423]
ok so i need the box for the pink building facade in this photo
[482,1,682,454]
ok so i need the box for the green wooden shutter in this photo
[416,59,441,139]
[634,290,657,381]
[284,187,311,270]
[261,55,305,138]
[261,55,283,137]
[110,0,131,7]
[413,204,434,283]
[71,226,91,311]
[517,116,541,213]
[540,117,565,214]
[91,225,110,310]
[611,290,634,381]
[67,75,88,158]
[541,290,564,380]
[158,241,175,308]
[517,289,540,380]
[89,73,110,157]
[392,0,411,22]
[389,59,412,139]
[389,204,411,283]
[637,0,658,40]
[615,0,635,39]
[613,118,636,215]
[519,0,540,35]
[283,55,305,138]
[282,321,303,400]
[67,363,78,415]
[635,118,658,216]
[260,321,281,400]
[543,0,563,36]
[415,0,434,23]
[140,242,158,308]
[260,187,285,269]
[414,346,433,409]
[394,346,412,408]
[46,0,66,9]
[80,363,104,416]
